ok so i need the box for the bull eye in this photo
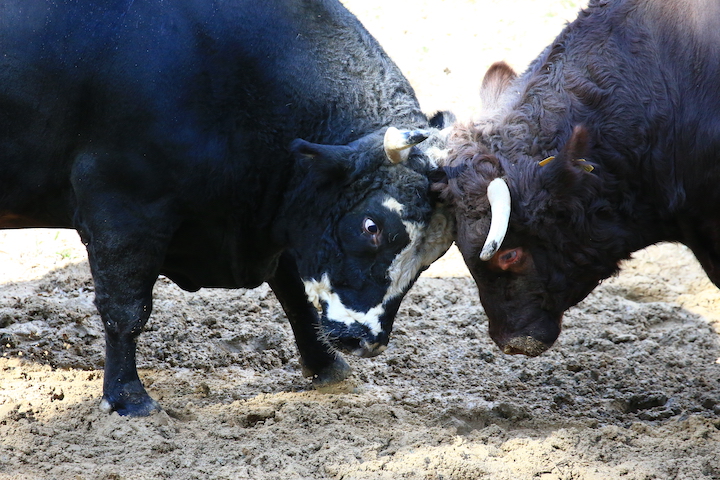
[491,247,524,271]
[501,250,518,263]
[362,217,382,247]
[363,217,379,235]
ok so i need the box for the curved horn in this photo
[479,178,511,261]
[384,127,429,164]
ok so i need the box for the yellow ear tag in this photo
[538,156,554,167]
[539,156,594,172]
[576,159,594,172]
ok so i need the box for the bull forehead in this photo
[382,194,446,299]
[386,205,452,298]
[382,196,404,214]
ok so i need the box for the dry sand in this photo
[2,1,719,479]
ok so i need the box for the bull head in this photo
[285,123,455,358]
[435,122,610,357]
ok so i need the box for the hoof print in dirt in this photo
[619,392,682,421]
[491,402,531,421]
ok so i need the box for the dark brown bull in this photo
[434,0,720,356]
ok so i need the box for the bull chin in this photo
[500,335,552,357]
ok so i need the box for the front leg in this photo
[85,227,168,416]
[72,152,179,415]
[268,252,350,386]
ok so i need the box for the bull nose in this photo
[332,337,387,357]
[500,335,551,357]
[357,342,387,358]
[331,331,388,357]
[489,312,561,357]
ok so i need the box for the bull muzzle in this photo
[499,335,552,357]
[489,312,561,357]
[338,338,388,358]
[322,318,390,358]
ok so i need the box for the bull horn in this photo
[479,178,511,261]
[384,127,429,164]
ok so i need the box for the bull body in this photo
[0,0,453,415]
[438,0,720,355]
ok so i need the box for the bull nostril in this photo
[328,335,387,357]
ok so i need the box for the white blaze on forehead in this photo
[423,145,450,167]
[303,273,384,335]
[382,196,404,214]
[384,207,453,301]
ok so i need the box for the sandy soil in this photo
[2,1,720,479]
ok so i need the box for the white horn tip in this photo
[384,127,430,164]
[384,127,402,147]
[479,242,498,261]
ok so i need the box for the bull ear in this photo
[480,61,517,110]
[290,138,354,181]
[539,125,597,198]
[557,125,591,165]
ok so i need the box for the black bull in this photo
[435,0,720,356]
[0,0,454,415]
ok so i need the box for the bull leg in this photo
[268,252,350,386]
[85,228,168,416]
[73,207,174,416]
[71,152,177,416]
[88,231,166,416]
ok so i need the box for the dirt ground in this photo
[2,1,720,479]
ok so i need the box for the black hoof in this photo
[100,392,161,417]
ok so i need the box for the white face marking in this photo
[382,197,404,215]
[384,204,455,301]
[423,145,450,167]
[302,194,454,338]
[303,273,384,335]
